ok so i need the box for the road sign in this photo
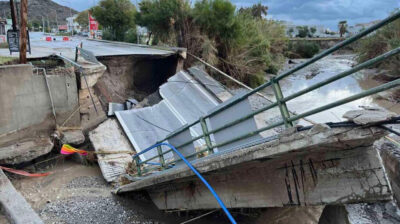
[6,29,31,55]
[7,30,19,54]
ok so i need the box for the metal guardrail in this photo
[133,10,400,176]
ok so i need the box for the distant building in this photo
[58,25,68,32]
[66,15,80,33]
[0,18,12,43]
[347,20,380,36]
[0,18,12,35]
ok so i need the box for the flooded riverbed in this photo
[265,54,399,125]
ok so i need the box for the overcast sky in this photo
[52,0,400,30]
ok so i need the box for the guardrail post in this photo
[135,157,142,177]
[75,47,78,62]
[157,144,166,168]
[271,78,293,127]
[200,117,213,154]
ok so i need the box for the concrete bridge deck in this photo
[117,125,392,210]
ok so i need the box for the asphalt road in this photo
[0,32,174,59]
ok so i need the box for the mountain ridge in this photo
[0,0,78,26]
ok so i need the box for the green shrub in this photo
[124,28,138,43]
[356,13,400,78]
[287,41,320,58]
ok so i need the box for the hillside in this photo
[0,0,78,25]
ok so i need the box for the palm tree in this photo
[338,20,348,37]
[251,3,268,19]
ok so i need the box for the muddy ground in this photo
[1,158,257,224]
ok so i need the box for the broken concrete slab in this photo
[116,101,182,162]
[89,119,134,182]
[79,88,107,131]
[117,126,390,210]
[145,145,392,210]
[61,130,85,145]
[379,141,400,207]
[115,69,230,162]
[0,138,53,165]
[0,169,43,224]
[343,107,396,125]
[78,63,107,89]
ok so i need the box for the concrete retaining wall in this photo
[0,64,79,147]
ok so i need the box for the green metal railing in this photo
[133,10,400,176]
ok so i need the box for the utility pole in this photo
[42,16,44,33]
[55,10,59,32]
[9,0,18,30]
[19,0,27,64]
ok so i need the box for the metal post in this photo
[157,144,165,168]
[9,0,18,31]
[200,117,213,154]
[75,47,78,62]
[271,78,292,127]
[135,157,141,176]
[19,0,28,64]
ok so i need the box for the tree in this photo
[136,0,190,46]
[338,20,348,37]
[296,26,310,38]
[75,10,89,30]
[92,0,137,41]
[310,26,317,37]
[287,27,294,37]
[239,3,268,19]
[251,3,268,19]
[193,0,240,46]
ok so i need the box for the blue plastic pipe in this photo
[134,142,237,224]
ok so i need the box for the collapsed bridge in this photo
[87,11,400,217]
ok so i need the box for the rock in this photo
[0,138,53,165]
[307,123,331,135]
[61,130,85,145]
[255,206,324,224]
[346,202,400,224]
[343,107,396,125]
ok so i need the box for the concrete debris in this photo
[89,119,134,182]
[133,91,162,109]
[61,130,85,145]
[0,169,43,224]
[78,63,106,89]
[343,107,396,125]
[126,98,138,109]
[79,88,107,131]
[107,103,125,116]
[0,138,53,165]
[307,123,331,135]
[378,141,400,207]
[346,202,400,224]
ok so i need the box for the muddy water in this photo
[268,54,399,126]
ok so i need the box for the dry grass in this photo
[0,56,17,65]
